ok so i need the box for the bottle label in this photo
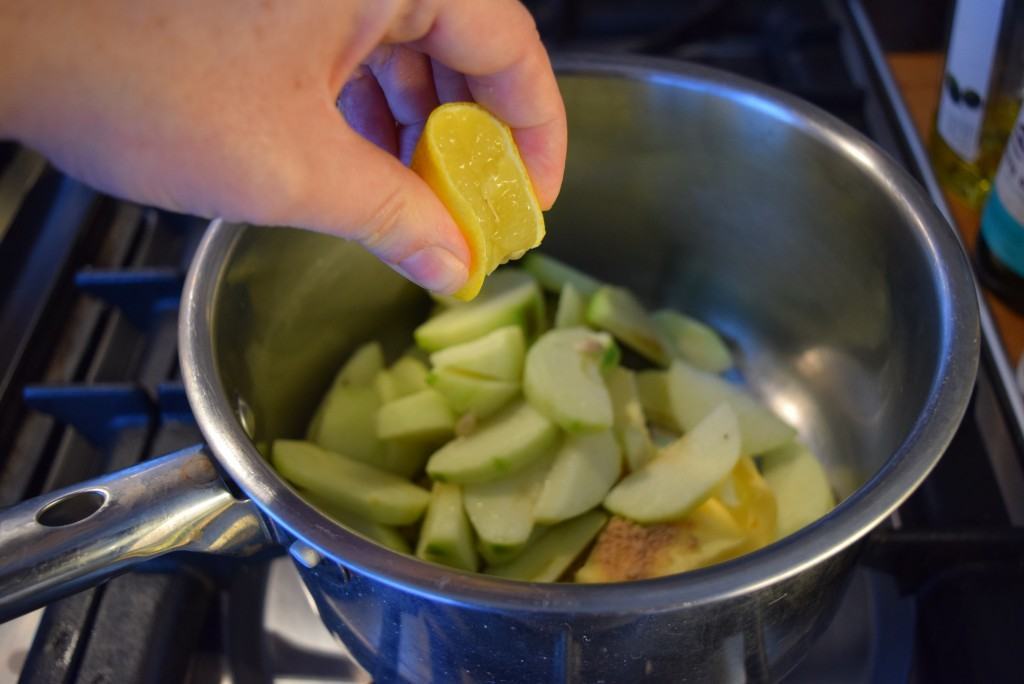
[982,110,1024,277]
[995,113,1024,222]
[936,0,1005,163]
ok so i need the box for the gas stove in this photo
[1,1,1023,682]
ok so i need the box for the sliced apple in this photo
[635,369,675,430]
[478,541,525,566]
[426,401,559,483]
[429,325,525,382]
[430,292,462,308]
[416,482,478,572]
[586,286,670,366]
[463,451,554,549]
[636,361,796,457]
[402,344,431,365]
[427,369,519,419]
[374,370,400,404]
[391,356,429,392]
[335,341,385,388]
[488,510,608,582]
[476,526,545,565]
[604,404,741,523]
[576,499,745,582]
[533,431,621,524]
[554,283,587,329]
[521,252,602,298]
[375,356,430,404]
[414,270,545,351]
[605,366,654,471]
[377,389,455,442]
[272,440,429,525]
[652,310,733,373]
[523,328,617,432]
[307,342,384,442]
[649,425,680,450]
[378,441,431,479]
[307,384,383,465]
[760,441,834,538]
[305,491,410,554]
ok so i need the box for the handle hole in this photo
[36,489,108,527]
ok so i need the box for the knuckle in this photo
[388,0,440,42]
[356,183,409,260]
[365,44,398,75]
[516,5,540,39]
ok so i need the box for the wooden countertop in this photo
[888,52,1024,363]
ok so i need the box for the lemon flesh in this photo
[412,103,545,300]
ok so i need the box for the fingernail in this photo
[395,247,468,294]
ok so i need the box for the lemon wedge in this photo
[412,103,545,300]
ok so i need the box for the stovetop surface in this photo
[1,1,1023,683]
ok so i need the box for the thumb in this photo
[272,116,470,294]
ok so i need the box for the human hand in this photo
[0,0,567,294]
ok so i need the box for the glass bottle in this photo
[978,107,1024,311]
[929,0,1024,209]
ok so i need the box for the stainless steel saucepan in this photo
[0,56,979,682]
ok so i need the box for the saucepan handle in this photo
[0,444,271,622]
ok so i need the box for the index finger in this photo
[393,0,567,209]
